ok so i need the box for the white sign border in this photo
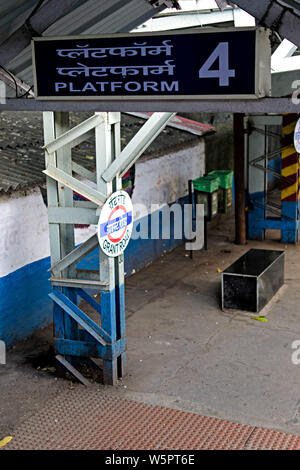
[32,27,271,101]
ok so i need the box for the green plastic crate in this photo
[192,175,219,193]
[208,170,233,189]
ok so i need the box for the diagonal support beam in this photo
[44,114,103,154]
[50,233,99,276]
[0,69,34,96]
[50,291,111,345]
[272,39,297,63]
[72,161,96,183]
[56,355,91,386]
[43,166,106,206]
[233,0,300,47]
[0,0,83,66]
[272,38,298,72]
[272,55,300,73]
[101,112,175,183]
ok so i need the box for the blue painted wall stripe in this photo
[0,196,189,346]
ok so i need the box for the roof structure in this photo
[233,0,300,46]
[0,111,214,193]
[0,1,299,112]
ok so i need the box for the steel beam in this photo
[43,112,61,267]
[272,55,300,73]
[47,207,98,225]
[72,161,96,183]
[54,112,75,275]
[95,113,118,385]
[63,129,94,151]
[133,9,235,31]
[56,355,91,386]
[73,200,97,209]
[271,38,297,71]
[44,114,102,154]
[233,0,300,47]
[0,69,34,97]
[50,233,99,277]
[95,114,115,290]
[50,277,109,290]
[3,98,300,113]
[102,112,175,182]
[43,166,106,205]
[50,291,110,345]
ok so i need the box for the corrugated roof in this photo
[0,111,212,193]
[0,0,40,44]
[0,111,95,192]
[1,0,164,96]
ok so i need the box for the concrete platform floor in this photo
[2,216,300,448]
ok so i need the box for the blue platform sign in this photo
[32,27,271,100]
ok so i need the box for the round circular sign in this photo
[294,118,300,153]
[97,190,134,257]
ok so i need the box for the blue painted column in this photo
[96,112,126,385]
[101,261,126,384]
[101,289,118,384]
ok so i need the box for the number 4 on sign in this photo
[199,42,235,86]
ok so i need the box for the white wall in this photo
[0,140,205,278]
[132,141,205,219]
[0,188,49,278]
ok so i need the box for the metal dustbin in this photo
[208,170,233,214]
[222,249,285,312]
[192,175,219,221]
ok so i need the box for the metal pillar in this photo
[43,111,174,385]
[234,113,246,245]
[95,113,126,384]
[42,111,125,385]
